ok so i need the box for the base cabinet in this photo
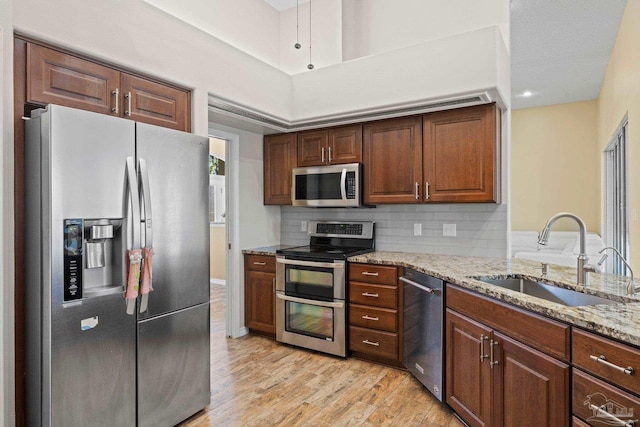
[244,255,276,336]
[446,285,569,427]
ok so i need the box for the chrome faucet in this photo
[538,212,598,286]
[596,247,638,296]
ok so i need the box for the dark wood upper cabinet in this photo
[423,103,499,203]
[121,73,190,131]
[297,129,328,166]
[363,116,423,204]
[27,43,120,116]
[297,124,362,167]
[264,133,297,205]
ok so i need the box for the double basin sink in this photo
[473,276,622,307]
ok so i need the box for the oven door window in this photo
[285,301,334,341]
[285,265,333,300]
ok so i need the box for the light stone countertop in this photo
[348,251,640,347]
[242,245,296,256]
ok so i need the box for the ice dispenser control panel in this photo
[63,219,83,302]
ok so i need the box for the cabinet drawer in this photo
[446,284,570,361]
[573,368,640,427]
[349,326,398,359]
[245,255,276,272]
[349,304,397,332]
[349,283,397,309]
[350,264,397,285]
[573,328,640,396]
[572,416,590,427]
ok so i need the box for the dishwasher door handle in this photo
[400,276,438,295]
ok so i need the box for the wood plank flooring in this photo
[180,284,463,427]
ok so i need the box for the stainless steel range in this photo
[275,221,375,357]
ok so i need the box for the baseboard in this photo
[210,278,226,286]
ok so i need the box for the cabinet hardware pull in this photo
[415,182,419,200]
[480,334,489,362]
[590,355,635,375]
[362,315,379,321]
[125,91,132,116]
[425,182,430,200]
[321,147,325,163]
[253,261,267,266]
[362,292,379,298]
[490,339,499,368]
[273,277,276,292]
[328,146,332,162]
[588,404,635,427]
[361,271,379,276]
[362,340,380,347]
[112,88,119,114]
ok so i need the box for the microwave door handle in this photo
[340,168,347,201]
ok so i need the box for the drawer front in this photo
[573,368,640,427]
[245,254,276,272]
[573,328,640,396]
[446,284,570,361]
[572,416,590,427]
[349,304,397,332]
[350,326,398,359]
[349,283,397,309]
[350,263,397,285]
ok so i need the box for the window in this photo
[604,120,629,275]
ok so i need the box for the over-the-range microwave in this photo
[292,163,362,207]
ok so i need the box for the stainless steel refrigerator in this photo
[24,105,210,426]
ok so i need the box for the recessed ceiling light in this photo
[522,90,533,97]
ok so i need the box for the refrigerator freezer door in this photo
[50,294,136,426]
[137,302,211,426]
[136,123,210,317]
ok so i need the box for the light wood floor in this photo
[180,284,464,427]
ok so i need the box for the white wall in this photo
[1,1,14,424]
[143,0,281,70]
[292,27,509,121]
[278,0,342,74]
[342,0,510,61]
[13,0,293,134]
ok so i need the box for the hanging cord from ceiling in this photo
[294,0,301,49]
[308,0,314,69]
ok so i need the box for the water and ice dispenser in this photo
[63,218,125,302]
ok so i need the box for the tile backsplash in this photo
[281,204,508,258]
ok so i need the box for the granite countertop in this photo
[348,251,640,347]
[242,245,296,256]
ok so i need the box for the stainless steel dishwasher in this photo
[401,269,444,401]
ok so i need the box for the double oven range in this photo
[275,221,375,357]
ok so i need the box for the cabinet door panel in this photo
[446,309,493,427]
[424,104,498,202]
[121,73,190,131]
[245,270,276,335]
[264,133,297,205]
[297,130,328,166]
[27,43,119,115]
[363,116,422,204]
[329,124,362,164]
[495,332,569,427]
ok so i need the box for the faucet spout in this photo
[538,212,592,286]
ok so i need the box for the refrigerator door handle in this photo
[139,158,154,313]
[125,157,142,315]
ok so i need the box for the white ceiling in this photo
[264,0,307,12]
[511,0,627,109]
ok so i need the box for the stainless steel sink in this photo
[477,277,618,307]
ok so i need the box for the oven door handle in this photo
[276,258,345,269]
[276,293,345,308]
